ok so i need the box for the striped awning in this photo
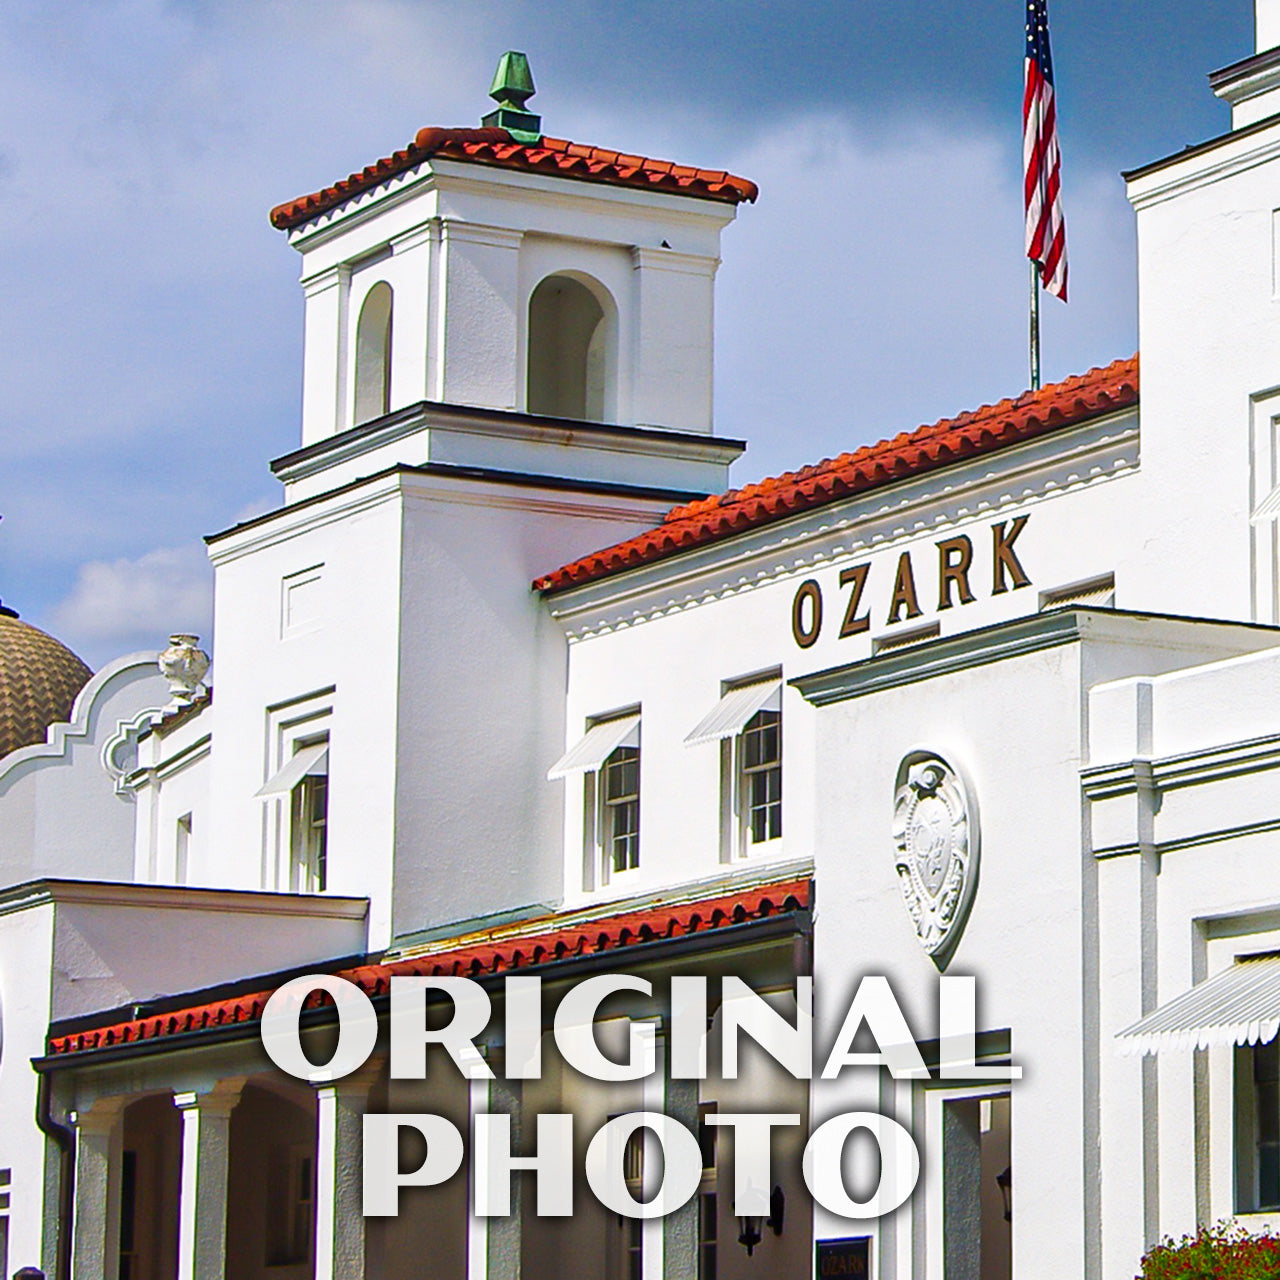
[1117,955,1280,1056]
[547,715,640,780]
[684,680,781,747]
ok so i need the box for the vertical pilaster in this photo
[300,263,352,444]
[1090,742,1161,1278]
[174,1079,246,1280]
[438,222,523,411]
[468,1070,523,1280]
[629,248,718,433]
[389,225,434,410]
[70,1097,127,1280]
[313,1064,382,1280]
[658,1025,701,1280]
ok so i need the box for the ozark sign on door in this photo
[790,515,1031,648]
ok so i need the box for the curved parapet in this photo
[0,653,173,886]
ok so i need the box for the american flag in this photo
[1024,0,1067,301]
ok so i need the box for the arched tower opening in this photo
[526,274,613,422]
[354,281,393,424]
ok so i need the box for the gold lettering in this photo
[886,552,922,624]
[839,563,871,637]
[937,535,975,609]
[792,579,823,648]
[992,514,1031,594]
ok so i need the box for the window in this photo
[602,746,640,875]
[1238,1039,1280,1211]
[293,773,328,893]
[256,739,330,894]
[265,1143,314,1266]
[619,1128,645,1280]
[0,1168,10,1280]
[546,711,641,889]
[740,708,781,846]
[698,1106,718,1280]
[118,1151,137,1280]
[684,675,782,860]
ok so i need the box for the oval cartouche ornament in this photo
[891,750,979,969]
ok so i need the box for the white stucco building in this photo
[8,8,1280,1278]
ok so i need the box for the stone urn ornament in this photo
[158,634,210,705]
[891,749,980,969]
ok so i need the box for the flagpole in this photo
[1029,260,1041,391]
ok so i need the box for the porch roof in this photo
[43,873,810,1062]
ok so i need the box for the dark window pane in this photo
[1262,1143,1280,1209]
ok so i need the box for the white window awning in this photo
[547,715,640,780]
[1253,486,1280,523]
[684,680,782,747]
[1116,955,1280,1056]
[256,743,329,797]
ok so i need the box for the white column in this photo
[300,263,352,444]
[388,225,434,410]
[468,1069,523,1280]
[1091,754,1160,1278]
[629,248,718,433]
[634,1020,700,1280]
[439,222,523,411]
[71,1097,127,1280]
[313,1064,381,1280]
[173,1080,245,1280]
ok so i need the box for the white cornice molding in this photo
[0,877,369,920]
[1127,119,1280,210]
[210,467,675,566]
[300,262,351,296]
[271,402,740,490]
[440,220,525,250]
[207,474,406,565]
[630,245,720,277]
[547,410,1139,639]
[1083,730,1280,800]
[287,157,736,253]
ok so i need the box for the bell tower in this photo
[272,54,757,475]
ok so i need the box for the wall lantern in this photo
[737,1186,785,1256]
[996,1166,1012,1223]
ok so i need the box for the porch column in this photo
[70,1096,127,1280]
[174,1078,246,1280]
[313,1062,382,1280]
[467,1067,523,1280]
[649,1022,700,1280]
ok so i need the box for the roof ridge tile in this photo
[271,128,757,230]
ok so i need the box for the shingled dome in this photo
[0,605,92,761]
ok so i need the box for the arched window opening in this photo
[354,281,393,424]
[527,274,610,421]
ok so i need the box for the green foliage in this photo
[1140,1223,1280,1280]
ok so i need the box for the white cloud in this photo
[49,544,213,668]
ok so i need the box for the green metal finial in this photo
[482,51,542,143]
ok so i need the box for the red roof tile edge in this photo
[271,128,758,231]
[534,354,1140,595]
[46,876,809,1057]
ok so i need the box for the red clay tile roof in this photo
[46,876,809,1057]
[534,354,1140,595]
[270,127,758,231]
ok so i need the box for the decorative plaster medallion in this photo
[891,750,979,968]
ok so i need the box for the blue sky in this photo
[0,1,1253,665]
